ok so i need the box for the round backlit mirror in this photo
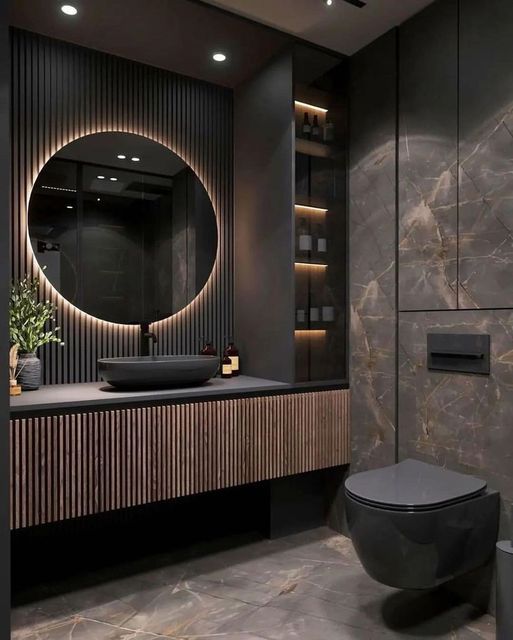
[28,132,218,325]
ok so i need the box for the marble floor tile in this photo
[12,616,164,639]
[11,529,496,640]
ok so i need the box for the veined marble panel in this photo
[459,0,513,309]
[349,32,397,472]
[459,106,513,308]
[398,0,458,311]
[398,310,513,539]
[350,144,396,472]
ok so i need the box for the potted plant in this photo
[9,275,63,391]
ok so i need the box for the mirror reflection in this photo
[28,132,218,324]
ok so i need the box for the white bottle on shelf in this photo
[316,224,327,254]
[298,218,312,253]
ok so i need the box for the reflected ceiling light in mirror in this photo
[109,177,118,181]
[61,5,78,15]
[212,53,227,63]
[66,205,73,209]
[42,185,77,193]
[117,154,126,159]
[97,175,105,179]
[131,157,140,162]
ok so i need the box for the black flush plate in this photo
[427,334,490,375]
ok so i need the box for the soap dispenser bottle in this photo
[200,338,217,356]
[221,353,233,378]
[224,339,240,377]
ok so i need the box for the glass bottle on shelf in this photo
[322,285,335,323]
[310,293,320,324]
[312,115,321,140]
[302,112,311,138]
[316,223,327,257]
[297,218,312,258]
[323,119,335,143]
[296,307,307,327]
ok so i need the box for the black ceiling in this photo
[9,0,294,88]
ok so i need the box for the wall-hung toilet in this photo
[345,459,500,590]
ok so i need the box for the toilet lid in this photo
[345,459,487,511]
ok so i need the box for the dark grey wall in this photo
[0,2,10,635]
[234,52,295,383]
[350,0,513,548]
[11,28,233,384]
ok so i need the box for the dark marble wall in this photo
[349,0,513,550]
[349,32,397,472]
[459,0,513,309]
[398,0,458,311]
[399,311,513,537]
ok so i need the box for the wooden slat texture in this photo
[10,389,350,529]
[11,28,233,385]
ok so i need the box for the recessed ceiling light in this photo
[131,157,140,162]
[325,0,333,5]
[117,154,126,159]
[212,53,227,63]
[110,177,118,181]
[97,198,101,202]
[97,175,105,180]
[66,205,73,209]
[61,4,78,16]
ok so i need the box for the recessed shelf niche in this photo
[294,46,348,383]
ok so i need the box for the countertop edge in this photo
[10,377,349,418]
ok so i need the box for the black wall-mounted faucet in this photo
[140,322,158,357]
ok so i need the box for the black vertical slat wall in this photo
[11,29,234,385]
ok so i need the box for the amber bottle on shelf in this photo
[224,340,240,376]
[221,353,233,378]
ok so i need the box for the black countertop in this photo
[10,375,348,417]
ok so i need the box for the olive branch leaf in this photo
[9,274,64,354]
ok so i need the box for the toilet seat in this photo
[345,458,487,513]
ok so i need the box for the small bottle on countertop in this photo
[200,339,217,356]
[221,353,233,378]
[224,340,240,377]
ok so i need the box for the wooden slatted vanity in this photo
[10,377,350,530]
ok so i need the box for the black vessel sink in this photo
[98,355,220,390]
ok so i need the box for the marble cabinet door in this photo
[458,0,513,310]
[398,0,458,311]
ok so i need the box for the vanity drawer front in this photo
[10,389,350,529]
